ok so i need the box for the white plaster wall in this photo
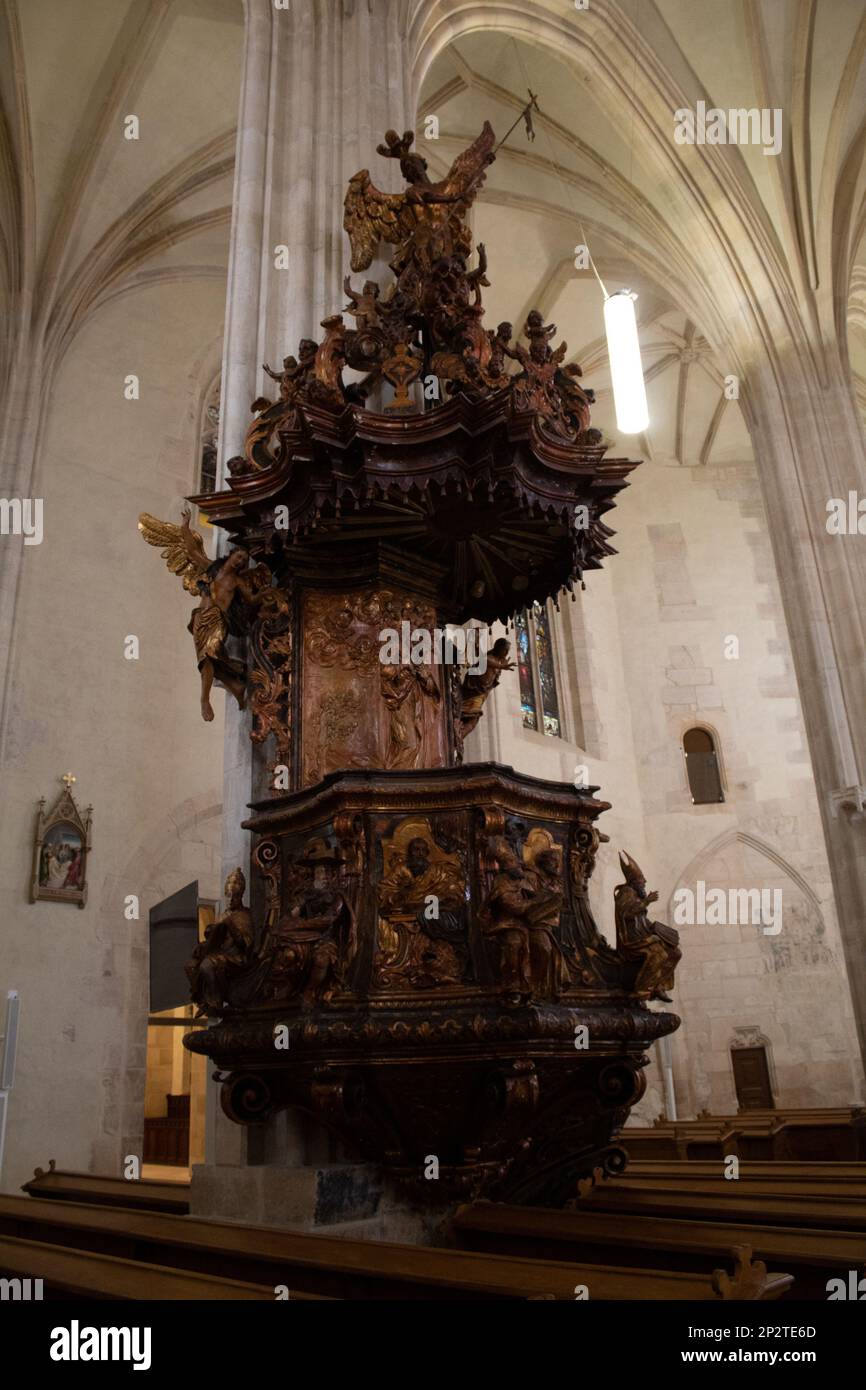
[0,282,228,1192]
[613,456,864,1116]
[456,171,866,1123]
[473,446,864,1122]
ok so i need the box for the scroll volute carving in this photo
[476,807,505,868]
[570,823,608,898]
[252,837,281,932]
[476,806,506,929]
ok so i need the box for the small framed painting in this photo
[31,775,92,909]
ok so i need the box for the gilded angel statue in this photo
[343,122,496,277]
[138,509,284,722]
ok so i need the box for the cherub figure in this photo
[263,354,299,401]
[262,338,318,402]
[244,339,318,469]
[511,309,569,426]
[460,302,493,382]
[486,321,518,381]
[523,309,558,358]
[343,277,381,336]
[455,637,516,752]
[138,509,279,721]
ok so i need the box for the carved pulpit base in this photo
[185,763,679,1209]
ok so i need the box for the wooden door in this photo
[731,1045,774,1110]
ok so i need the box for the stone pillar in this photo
[195,0,416,1230]
[217,0,414,474]
[217,0,414,873]
[740,345,866,1075]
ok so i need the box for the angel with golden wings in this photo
[343,122,496,281]
[138,509,284,722]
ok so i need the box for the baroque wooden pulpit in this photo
[140,121,680,1206]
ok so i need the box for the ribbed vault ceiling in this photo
[1,0,865,449]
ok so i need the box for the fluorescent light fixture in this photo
[603,289,649,433]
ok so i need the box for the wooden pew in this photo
[623,1159,866,1183]
[452,1200,864,1300]
[715,1107,864,1126]
[22,1161,190,1215]
[0,1234,328,1300]
[622,1106,866,1161]
[622,1121,734,1160]
[581,1181,866,1231]
[0,1194,791,1300]
[618,1160,866,1200]
[770,1110,866,1161]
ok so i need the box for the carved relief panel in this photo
[301,587,450,785]
[373,813,472,991]
[253,820,366,1009]
[478,818,572,1003]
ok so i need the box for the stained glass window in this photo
[514,611,537,730]
[199,378,220,494]
[515,602,562,739]
[533,601,561,737]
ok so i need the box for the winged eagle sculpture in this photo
[343,121,496,276]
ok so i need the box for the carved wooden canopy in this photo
[191,121,640,626]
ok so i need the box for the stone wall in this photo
[468,440,864,1117]
[0,284,227,1193]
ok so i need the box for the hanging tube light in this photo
[603,288,649,434]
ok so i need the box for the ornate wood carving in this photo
[156,124,682,1206]
[301,587,447,784]
[185,765,678,1202]
[249,586,293,774]
[614,851,682,1002]
[374,815,470,990]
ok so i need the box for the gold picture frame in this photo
[31,774,92,909]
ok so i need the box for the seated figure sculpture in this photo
[262,839,355,1010]
[186,868,255,1017]
[613,850,681,1002]
[481,843,570,1004]
[377,833,466,986]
